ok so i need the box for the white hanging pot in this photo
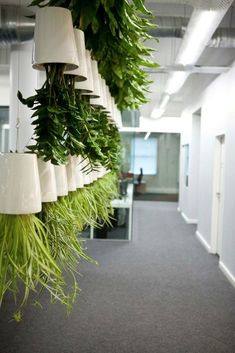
[66,155,77,192]
[83,171,91,185]
[82,59,101,99]
[75,50,94,93]
[0,153,41,214]
[37,159,57,203]
[32,7,79,71]
[82,158,92,185]
[91,170,98,182]
[75,155,84,189]
[90,74,105,108]
[103,84,112,115]
[54,165,68,196]
[64,29,88,82]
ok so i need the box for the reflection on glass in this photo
[94,208,129,240]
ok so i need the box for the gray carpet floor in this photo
[1,201,235,353]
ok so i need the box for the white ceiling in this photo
[0,0,235,122]
[141,0,235,119]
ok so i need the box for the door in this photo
[211,135,225,256]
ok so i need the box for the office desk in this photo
[90,183,134,240]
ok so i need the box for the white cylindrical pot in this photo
[82,158,92,185]
[92,170,98,182]
[54,165,68,196]
[66,155,77,192]
[100,166,107,177]
[75,50,94,93]
[0,153,41,214]
[104,84,112,116]
[64,29,87,82]
[96,166,102,179]
[90,74,105,108]
[32,7,79,71]
[37,159,57,202]
[83,59,101,99]
[83,171,91,185]
[75,155,84,189]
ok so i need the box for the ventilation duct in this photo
[150,0,234,119]
[147,0,233,10]
[208,28,235,47]
[150,26,235,49]
[0,4,234,49]
[0,6,34,45]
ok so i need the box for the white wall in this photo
[179,63,235,285]
[9,42,38,152]
[0,71,10,106]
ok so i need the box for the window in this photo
[131,136,157,175]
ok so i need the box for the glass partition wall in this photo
[120,132,180,200]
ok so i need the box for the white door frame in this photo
[210,134,225,255]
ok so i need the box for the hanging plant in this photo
[68,172,119,229]
[72,92,121,171]
[17,64,86,165]
[0,153,72,320]
[29,0,159,111]
[0,214,71,321]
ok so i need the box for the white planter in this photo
[75,50,94,93]
[103,84,112,115]
[54,165,68,196]
[75,155,84,189]
[82,59,101,99]
[83,171,91,185]
[37,159,57,203]
[32,7,79,71]
[66,155,77,192]
[64,29,87,82]
[90,74,105,108]
[0,153,41,214]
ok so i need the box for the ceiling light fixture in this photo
[150,4,232,120]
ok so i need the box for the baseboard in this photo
[196,230,211,252]
[181,212,198,224]
[219,261,235,288]
[145,187,178,194]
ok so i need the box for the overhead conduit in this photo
[0,2,234,121]
[150,0,234,119]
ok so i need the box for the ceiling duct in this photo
[150,25,235,49]
[150,0,234,119]
[208,28,235,47]
[0,5,34,45]
[147,0,233,10]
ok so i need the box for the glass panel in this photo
[93,208,129,240]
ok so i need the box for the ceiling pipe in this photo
[150,26,235,48]
[0,7,234,50]
[150,0,234,119]
[0,6,34,45]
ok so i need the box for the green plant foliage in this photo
[18,65,86,165]
[0,213,70,319]
[29,0,159,111]
[68,172,119,229]
[18,69,121,170]
[74,94,122,172]
[41,196,97,307]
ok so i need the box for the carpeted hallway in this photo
[0,201,235,353]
